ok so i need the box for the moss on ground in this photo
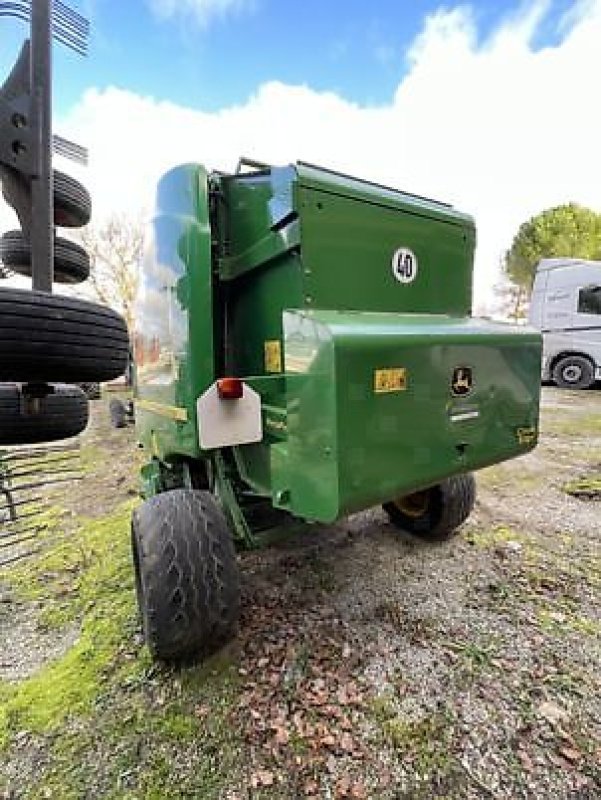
[0,498,244,798]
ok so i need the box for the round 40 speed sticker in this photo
[391,247,418,284]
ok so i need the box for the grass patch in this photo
[563,475,601,500]
[0,501,138,744]
[542,412,601,437]
[370,696,463,792]
[1,498,244,798]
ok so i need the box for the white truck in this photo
[528,258,601,389]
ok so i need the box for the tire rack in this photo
[0,1,129,555]
[0,0,129,414]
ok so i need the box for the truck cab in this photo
[528,259,601,389]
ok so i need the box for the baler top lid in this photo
[295,161,474,226]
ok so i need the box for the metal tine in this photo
[0,495,44,510]
[7,464,82,481]
[53,28,87,56]
[0,548,39,567]
[2,454,80,472]
[0,532,40,549]
[54,0,89,32]
[52,134,88,165]
[22,0,90,35]
[53,9,88,40]
[1,443,79,460]
[1,508,50,524]
[0,524,44,539]
[52,1,89,56]
[0,1,29,18]
[3,475,82,493]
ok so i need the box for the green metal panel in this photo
[134,164,214,461]
[273,310,541,522]
[297,185,474,315]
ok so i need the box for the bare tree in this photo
[493,280,528,323]
[77,214,144,332]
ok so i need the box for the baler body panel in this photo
[134,159,541,526]
[272,310,540,522]
[134,164,213,461]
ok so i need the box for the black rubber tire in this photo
[0,287,129,383]
[383,473,476,540]
[0,383,88,445]
[109,398,127,428]
[53,171,91,228]
[131,489,240,663]
[0,230,90,284]
[552,355,595,390]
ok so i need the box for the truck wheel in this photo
[0,287,129,383]
[131,489,240,662]
[109,398,127,428]
[53,171,91,228]
[552,355,595,390]
[0,383,88,444]
[0,230,90,284]
[383,473,476,540]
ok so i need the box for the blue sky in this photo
[0,0,579,114]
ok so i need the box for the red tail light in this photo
[216,377,244,399]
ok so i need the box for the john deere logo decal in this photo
[451,366,473,397]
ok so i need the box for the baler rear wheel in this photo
[383,473,475,540]
[131,489,240,663]
[0,383,88,445]
[0,287,129,383]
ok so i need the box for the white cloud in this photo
[4,1,600,312]
[147,0,253,27]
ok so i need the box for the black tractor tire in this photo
[383,473,476,540]
[131,489,240,663]
[53,171,91,228]
[0,230,90,284]
[0,383,88,445]
[0,287,129,383]
[109,398,127,428]
[552,355,595,390]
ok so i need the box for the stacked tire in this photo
[0,171,129,445]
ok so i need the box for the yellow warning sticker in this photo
[264,340,282,373]
[516,426,537,445]
[374,368,407,393]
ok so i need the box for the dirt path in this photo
[0,387,599,799]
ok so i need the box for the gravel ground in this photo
[0,386,599,799]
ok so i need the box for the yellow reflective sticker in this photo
[374,368,407,393]
[264,340,282,373]
[517,426,537,445]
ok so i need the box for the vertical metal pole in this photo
[29,0,53,292]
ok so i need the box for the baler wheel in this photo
[0,287,129,383]
[131,489,240,663]
[0,383,88,445]
[0,230,90,284]
[383,473,476,540]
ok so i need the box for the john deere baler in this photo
[131,160,541,661]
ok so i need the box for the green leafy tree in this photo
[504,203,601,291]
